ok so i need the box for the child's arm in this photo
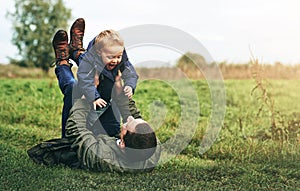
[122,61,139,98]
[118,50,139,98]
[77,52,105,108]
[93,72,108,109]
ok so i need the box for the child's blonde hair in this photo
[94,29,124,50]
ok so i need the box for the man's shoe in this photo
[52,30,70,65]
[70,18,85,52]
[69,18,85,64]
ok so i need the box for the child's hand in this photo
[124,86,133,99]
[93,98,107,110]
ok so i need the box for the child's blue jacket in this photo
[77,37,139,103]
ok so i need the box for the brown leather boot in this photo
[69,18,85,62]
[52,30,70,66]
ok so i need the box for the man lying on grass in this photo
[27,94,161,173]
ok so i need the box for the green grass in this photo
[0,78,299,190]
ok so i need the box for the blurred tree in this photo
[176,52,207,78]
[176,52,207,70]
[7,0,71,72]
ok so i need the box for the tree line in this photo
[6,0,71,72]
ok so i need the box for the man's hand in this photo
[93,98,107,110]
[115,70,133,98]
[124,86,133,99]
[115,70,123,95]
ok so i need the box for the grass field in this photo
[0,77,299,191]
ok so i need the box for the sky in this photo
[1,0,300,66]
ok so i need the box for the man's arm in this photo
[112,91,142,123]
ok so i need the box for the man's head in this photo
[94,30,124,70]
[119,116,157,161]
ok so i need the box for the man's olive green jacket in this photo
[28,99,161,173]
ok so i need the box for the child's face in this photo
[99,45,124,70]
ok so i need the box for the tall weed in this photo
[250,58,299,146]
